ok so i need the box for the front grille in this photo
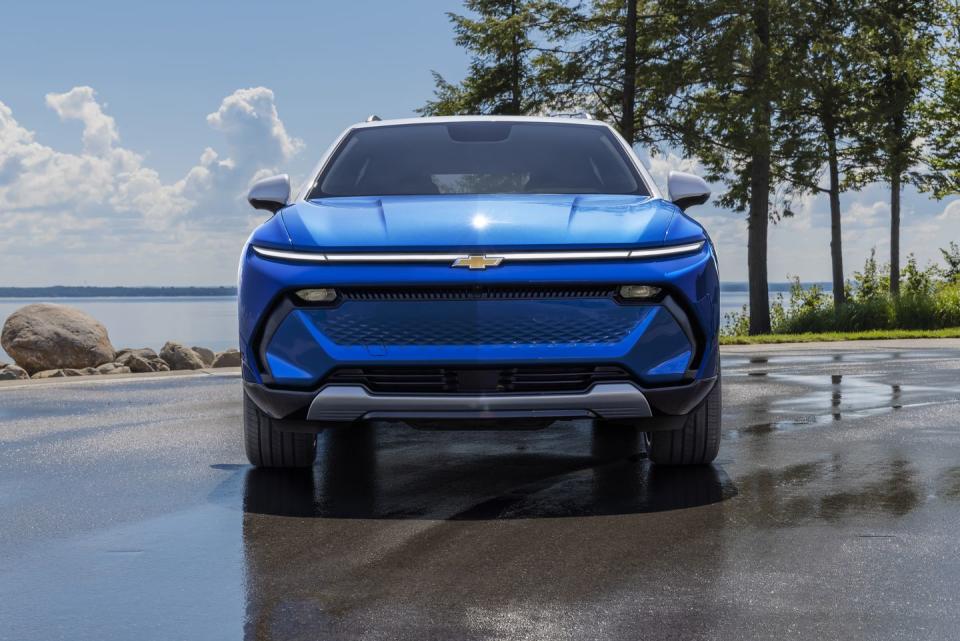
[325,365,632,394]
[322,310,638,346]
[338,285,617,301]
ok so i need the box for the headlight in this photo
[619,285,661,299]
[295,288,338,303]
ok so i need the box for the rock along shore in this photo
[0,303,240,380]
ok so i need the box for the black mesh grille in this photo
[326,365,632,394]
[338,285,616,301]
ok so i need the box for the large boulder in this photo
[212,348,242,368]
[1,304,116,374]
[159,341,205,370]
[192,346,216,368]
[0,364,29,380]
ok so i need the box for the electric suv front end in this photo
[238,116,720,468]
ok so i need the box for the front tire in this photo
[243,391,317,468]
[645,378,721,466]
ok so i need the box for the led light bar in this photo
[252,241,704,264]
[252,246,328,262]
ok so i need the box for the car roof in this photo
[349,115,612,130]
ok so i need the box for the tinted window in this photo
[309,122,647,198]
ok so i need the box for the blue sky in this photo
[1,0,957,286]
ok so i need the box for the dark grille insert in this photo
[326,365,632,394]
[338,285,617,301]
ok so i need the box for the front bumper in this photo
[305,382,651,421]
[244,376,717,427]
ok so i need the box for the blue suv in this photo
[238,116,720,468]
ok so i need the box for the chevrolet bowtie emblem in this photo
[452,255,504,270]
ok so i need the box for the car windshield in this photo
[309,121,648,198]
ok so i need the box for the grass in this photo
[719,327,960,345]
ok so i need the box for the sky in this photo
[1,0,957,286]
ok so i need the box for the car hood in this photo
[277,194,701,251]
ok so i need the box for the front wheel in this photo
[645,378,721,466]
[243,391,317,468]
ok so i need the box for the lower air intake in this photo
[325,365,632,394]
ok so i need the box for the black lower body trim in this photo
[643,376,717,415]
[245,375,718,423]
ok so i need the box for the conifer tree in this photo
[852,0,940,296]
[419,0,565,115]
[922,1,960,198]
[791,0,875,307]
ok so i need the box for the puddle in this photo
[727,372,960,437]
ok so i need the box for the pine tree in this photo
[791,0,875,307]
[922,0,960,198]
[852,0,940,296]
[419,0,566,115]
[542,0,676,145]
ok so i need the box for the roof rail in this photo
[548,111,593,120]
[366,114,382,122]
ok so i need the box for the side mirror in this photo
[247,174,291,213]
[667,171,710,211]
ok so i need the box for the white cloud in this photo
[206,87,303,171]
[937,199,960,220]
[0,86,303,282]
[845,198,887,228]
[45,86,120,156]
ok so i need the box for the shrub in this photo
[724,245,960,335]
[935,283,960,326]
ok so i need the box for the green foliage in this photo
[851,248,889,301]
[940,241,960,281]
[921,0,960,198]
[657,0,821,218]
[723,246,960,336]
[540,0,675,143]
[850,0,941,188]
[419,0,568,115]
[720,327,960,345]
[722,305,751,337]
[901,254,937,297]
[934,282,960,325]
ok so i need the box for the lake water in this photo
[0,290,795,363]
[0,297,239,363]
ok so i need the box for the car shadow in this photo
[241,422,736,520]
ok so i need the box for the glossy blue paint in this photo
[261,298,694,388]
[276,195,683,251]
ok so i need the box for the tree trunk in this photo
[620,0,637,142]
[748,0,771,335]
[748,159,771,335]
[890,171,901,296]
[827,133,845,306]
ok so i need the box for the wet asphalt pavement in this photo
[2,342,960,640]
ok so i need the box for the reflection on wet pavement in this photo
[241,425,734,520]
[3,345,960,640]
[725,362,960,436]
